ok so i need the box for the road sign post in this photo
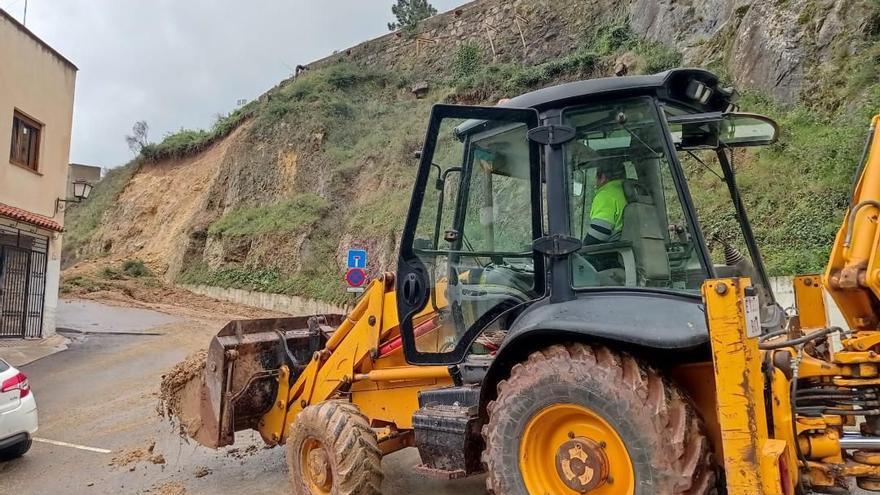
[345,249,368,293]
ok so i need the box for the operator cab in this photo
[397,69,781,366]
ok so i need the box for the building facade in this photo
[0,9,77,338]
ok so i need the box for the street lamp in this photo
[55,179,94,214]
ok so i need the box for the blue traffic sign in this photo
[347,249,367,269]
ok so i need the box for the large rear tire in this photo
[287,401,383,495]
[482,344,715,494]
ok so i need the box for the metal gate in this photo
[0,227,48,338]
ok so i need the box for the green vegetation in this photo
[452,42,485,79]
[60,259,154,295]
[388,0,437,32]
[705,92,877,276]
[122,259,152,277]
[452,23,680,100]
[179,263,348,304]
[208,194,329,238]
[140,106,254,161]
[64,161,140,258]
[99,259,152,279]
[60,274,107,294]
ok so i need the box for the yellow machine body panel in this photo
[702,278,792,495]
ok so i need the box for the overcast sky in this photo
[2,0,463,168]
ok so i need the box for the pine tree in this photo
[387,0,437,32]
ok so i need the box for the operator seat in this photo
[618,179,670,285]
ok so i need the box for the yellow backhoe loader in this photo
[163,68,880,494]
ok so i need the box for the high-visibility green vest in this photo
[587,179,626,241]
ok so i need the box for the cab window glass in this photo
[565,98,708,291]
[406,114,540,356]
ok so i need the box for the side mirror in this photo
[719,113,779,147]
[668,112,779,150]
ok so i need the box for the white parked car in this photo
[0,358,36,460]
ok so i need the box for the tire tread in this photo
[482,343,715,494]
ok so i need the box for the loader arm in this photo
[257,274,452,446]
[825,115,880,329]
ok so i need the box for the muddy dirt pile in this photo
[158,350,208,440]
[110,440,165,467]
[150,481,187,495]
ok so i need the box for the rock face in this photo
[300,0,875,104]
[732,2,806,103]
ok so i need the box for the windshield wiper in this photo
[686,150,724,181]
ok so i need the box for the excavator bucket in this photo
[160,314,344,448]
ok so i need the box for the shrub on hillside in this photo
[140,105,253,161]
[208,193,330,238]
[122,259,152,277]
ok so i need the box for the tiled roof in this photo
[0,203,62,232]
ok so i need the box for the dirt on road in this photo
[61,260,287,321]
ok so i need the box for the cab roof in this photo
[499,68,734,114]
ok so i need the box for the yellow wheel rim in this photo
[519,404,634,494]
[301,437,333,495]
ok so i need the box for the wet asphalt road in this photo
[0,300,486,495]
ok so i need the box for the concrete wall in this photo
[0,10,77,338]
[181,284,345,316]
[0,11,77,221]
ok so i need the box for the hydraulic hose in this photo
[758,326,837,350]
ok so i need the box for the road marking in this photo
[33,437,111,454]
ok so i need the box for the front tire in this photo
[482,344,714,494]
[287,401,383,495]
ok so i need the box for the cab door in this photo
[397,105,543,365]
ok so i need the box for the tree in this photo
[125,121,150,154]
[387,0,437,32]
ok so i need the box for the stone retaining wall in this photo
[182,284,344,316]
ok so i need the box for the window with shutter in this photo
[9,111,42,172]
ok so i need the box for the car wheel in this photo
[0,437,32,460]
